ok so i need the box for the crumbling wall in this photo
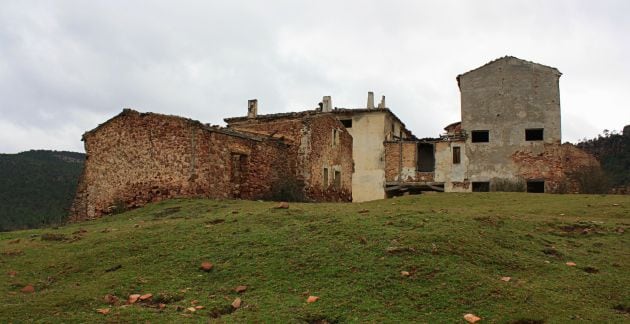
[227,113,352,201]
[434,140,469,192]
[512,143,600,193]
[384,142,418,182]
[70,110,291,220]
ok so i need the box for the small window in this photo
[527,180,545,193]
[340,119,352,128]
[334,171,341,189]
[452,146,461,164]
[471,130,489,143]
[472,182,490,192]
[525,128,544,141]
[332,129,340,146]
[323,168,329,188]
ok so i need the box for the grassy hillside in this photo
[0,193,628,322]
[0,150,85,231]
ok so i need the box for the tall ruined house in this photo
[384,56,599,194]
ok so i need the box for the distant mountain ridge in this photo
[0,150,85,231]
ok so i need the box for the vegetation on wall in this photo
[0,150,84,231]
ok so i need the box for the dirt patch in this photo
[205,219,226,225]
[541,247,563,258]
[510,319,545,324]
[152,207,182,219]
[300,314,340,324]
[552,221,605,236]
[208,305,236,318]
[613,304,630,314]
[473,216,504,227]
[41,233,68,241]
[1,250,24,256]
[582,266,599,274]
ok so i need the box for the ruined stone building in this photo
[384,56,599,195]
[70,108,352,220]
[71,56,600,219]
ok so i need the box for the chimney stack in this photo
[367,91,375,109]
[322,96,332,112]
[247,99,258,118]
[377,95,386,108]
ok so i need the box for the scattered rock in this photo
[187,307,196,312]
[612,203,620,207]
[501,276,511,282]
[386,246,415,254]
[200,261,214,272]
[464,313,481,323]
[231,297,242,308]
[103,294,119,305]
[96,308,110,315]
[21,284,35,293]
[306,296,319,303]
[139,293,153,301]
[159,303,166,310]
[234,285,248,293]
[566,262,577,267]
[195,305,205,310]
[275,202,289,209]
[128,294,141,304]
[400,271,410,277]
[7,271,17,277]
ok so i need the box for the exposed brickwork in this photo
[70,110,306,220]
[384,142,434,183]
[511,143,600,192]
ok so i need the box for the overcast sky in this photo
[1,0,628,153]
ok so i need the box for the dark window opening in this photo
[334,171,341,189]
[472,182,490,192]
[527,180,545,193]
[525,128,544,141]
[471,130,489,143]
[453,146,461,164]
[417,143,435,172]
[323,168,329,188]
[340,119,352,128]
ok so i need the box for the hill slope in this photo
[0,150,85,231]
[1,194,629,322]
[577,127,630,188]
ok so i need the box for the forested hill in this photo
[0,150,85,231]
[577,125,630,188]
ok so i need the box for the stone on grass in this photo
[566,262,577,267]
[500,276,511,282]
[464,313,481,323]
[139,293,153,301]
[186,307,196,312]
[306,296,319,303]
[232,297,242,308]
[234,285,248,293]
[103,294,119,305]
[401,271,410,277]
[200,261,214,272]
[96,308,110,315]
[276,202,289,209]
[21,284,34,293]
[7,270,17,277]
[128,294,141,304]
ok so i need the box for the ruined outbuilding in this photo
[70,108,352,220]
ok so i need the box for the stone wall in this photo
[384,141,418,182]
[226,113,353,201]
[512,143,600,193]
[70,110,292,220]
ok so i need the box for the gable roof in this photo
[456,56,562,88]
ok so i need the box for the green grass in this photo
[1,193,629,323]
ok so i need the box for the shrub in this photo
[571,167,611,194]
[266,176,306,202]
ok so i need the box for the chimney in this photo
[377,95,386,108]
[247,99,258,118]
[322,96,332,112]
[367,91,375,109]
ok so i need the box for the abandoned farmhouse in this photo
[70,56,599,220]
